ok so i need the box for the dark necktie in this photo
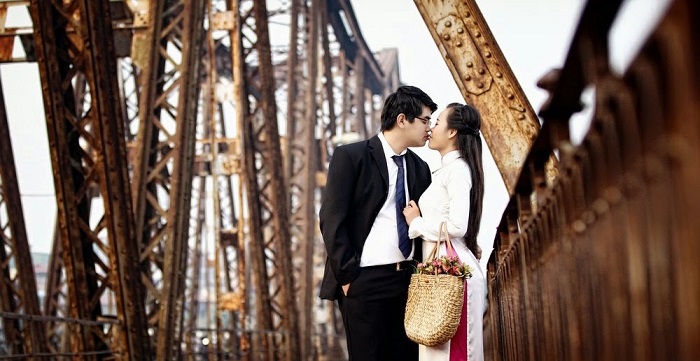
[392,155,411,258]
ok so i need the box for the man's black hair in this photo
[380,85,437,131]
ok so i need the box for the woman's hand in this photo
[402,200,421,225]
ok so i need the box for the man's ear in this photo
[396,113,407,128]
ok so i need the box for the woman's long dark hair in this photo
[445,103,484,255]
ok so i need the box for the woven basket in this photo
[404,273,465,346]
[404,222,466,346]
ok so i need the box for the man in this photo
[319,85,437,361]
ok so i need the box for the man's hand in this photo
[342,283,350,296]
[475,245,482,261]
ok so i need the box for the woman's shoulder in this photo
[444,158,471,178]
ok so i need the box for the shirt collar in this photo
[378,132,407,160]
[441,150,461,166]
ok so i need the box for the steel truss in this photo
[0,0,397,359]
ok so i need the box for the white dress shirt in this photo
[360,132,414,266]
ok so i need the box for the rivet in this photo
[465,75,471,81]
[465,11,470,17]
[485,51,492,58]
[475,32,481,38]
[477,82,484,88]
[457,28,464,34]
[507,94,514,100]
[466,62,473,67]
[443,34,451,41]
[518,114,525,120]
[456,41,463,47]
[478,68,485,75]
[496,72,502,78]
[445,21,452,27]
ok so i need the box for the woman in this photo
[403,103,487,361]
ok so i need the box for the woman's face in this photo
[427,108,454,153]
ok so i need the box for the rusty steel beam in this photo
[29,0,151,359]
[208,5,248,358]
[284,0,319,358]
[42,227,71,354]
[180,176,206,359]
[129,0,206,358]
[231,1,275,356]
[0,74,48,357]
[231,0,301,359]
[414,0,546,194]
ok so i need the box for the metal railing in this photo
[485,0,700,359]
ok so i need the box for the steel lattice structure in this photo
[0,0,398,359]
[2,0,697,360]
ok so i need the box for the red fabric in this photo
[446,240,458,258]
[449,280,468,361]
[446,241,467,360]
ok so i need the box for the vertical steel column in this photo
[43,230,69,353]
[129,0,206,357]
[202,12,227,354]
[0,75,48,358]
[29,0,151,358]
[284,0,319,358]
[284,0,303,186]
[253,0,300,355]
[202,1,249,358]
[354,57,367,138]
[180,176,206,360]
[231,0,301,359]
[230,1,272,357]
[318,0,338,167]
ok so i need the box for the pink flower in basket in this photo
[415,255,473,279]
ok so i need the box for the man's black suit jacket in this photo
[319,135,432,300]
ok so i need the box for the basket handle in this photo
[425,222,458,262]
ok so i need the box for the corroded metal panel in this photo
[414,0,542,194]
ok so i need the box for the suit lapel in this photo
[369,135,389,188]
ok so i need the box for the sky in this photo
[1,0,670,269]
